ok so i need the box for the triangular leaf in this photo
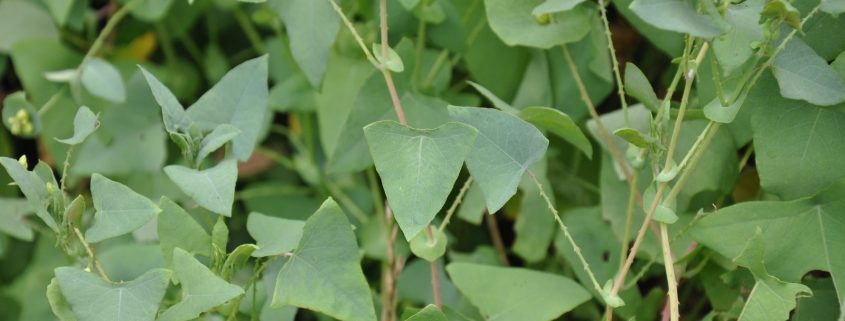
[270,0,340,87]
[623,62,659,111]
[447,263,590,321]
[164,159,237,217]
[364,120,478,239]
[272,198,377,321]
[138,66,191,134]
[247,212,305,257]
[186,55,269,161]
[629,0,724,37]
[55,267,170,321]
[518,106,592,158]
[448,106,549,214]
[157,196,212,266]
[195,124,240,167]
[0,197,35,241]
[157,248,244,321]
[85,174,160,243]
[772,37,845,106]
[56,106,99,145]
[406,305,448,321]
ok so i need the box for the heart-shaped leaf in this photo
[448,106,548,214]
[55,267,170,321]
[56,106,99,145]
[80,58,126,103]
[85,174,160,243]
[364,120,478,239]
[157,197,212,266]
[164,159,237,217]
[247,212,305,257]
[272,198,377,321]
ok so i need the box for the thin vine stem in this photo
[618,171,639,269]
[659,223,679,321]
[439,177,473,232]
[80,0,144,66]
[72,227,112,283]
[528,170,603,295]
[596,0,629,126]
[328,0,381,68]
[232,6,266,54]
[561,45,634,187]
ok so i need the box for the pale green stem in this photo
[597,0,629,126]
[439,177,473,232]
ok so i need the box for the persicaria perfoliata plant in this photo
[1,0,844,320]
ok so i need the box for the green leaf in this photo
[364,120,477,239]
[54,267,171,321]
[409,227,448,262]
[47,278,76,321]
[158,248,244,321]
[272,198,377,321]
[85,174,161,243]
[456,181,487,225]
[512,160,555,262]
[623,63,660,111]
[406,305,448,321]
[247,212,305,257]
[822,0,845,15]
[484,0,592,49]
[518,106,592,158]
[55,106,99,145]
[712,0,765,75]
[532,0,587,15]
[751,78,845,199]
[0,0,58,53]
[138,66,191,134]
[164,159,238,217]
[771,37,845,106]
[0,157,58,231]
[372,43,405,73]
[195,124,240,166]
[761,0,801,30]
[157,197,212,266]
[448,106,548,214]
[270,0,340,87]
[0,197,34,241]
[80,58,126,103]
[629,0,724,37]
[2,92,42,138]
[732,230,813,321]
[186,55,269,161]
[613,127,651,148]
[702,91,748,124]
[447,263,590,321]
[691,180,845,311]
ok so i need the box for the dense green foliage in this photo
[1,0,845,320]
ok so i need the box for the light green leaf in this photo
[47,278,76,321]
[447,263,591,321]
[761,0,801,30]
[80,58,126,103]
[751,78,845,199]
[372,43,405,73]
[247,212,305,257]
[448,106,548,214]
[406,305,448,321]
[0,0,58,53]
[272,198,377,321]
[629,0,724,37]
[42,0,75,26]
[157,197,212,266]
[702,91,748,124]
[712,0,765,75]
[409,227,448,262]
[613,127,651,148]
[484,0,592,49]
[0,197,34,241]
[85,174,161,243]
[456,181,487,225]
[518,106,592,158]
[822,0,845,15]
[691,180,845,311]
[55,267,171,321]
[532,0,587,15]
[733,230,813,321]
[364,120,477,239]
[772,37,845,106]
[2,91,42,138]
[652,205,678,224]
[138,66,191,134]
[186,55,269,161]
[56,106,99,145]
[195,124,240,166]
[270,0,340,87]
[0,157,58,231]
[158,248,244,321]
[164,159,238,217]
[623,62,659,111]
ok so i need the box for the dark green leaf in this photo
[164,159,238,217]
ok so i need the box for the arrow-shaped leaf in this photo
[157,248,244,321]
[85,174,160,243]
[164,159,237,217]
[54,267,170,321]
